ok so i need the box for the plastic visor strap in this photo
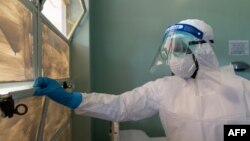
[164,24,204,40]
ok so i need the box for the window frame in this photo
[0,0,87,140]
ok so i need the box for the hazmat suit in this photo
[34,19,250,141]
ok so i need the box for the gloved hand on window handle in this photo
[33,77,82,109]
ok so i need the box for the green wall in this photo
[90,0,250,141]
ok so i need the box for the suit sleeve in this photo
[74,78,165,121]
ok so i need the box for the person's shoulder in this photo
[152,75,187,86]
[219,70,250,86]
[154,75,173,82]
[142,76,172,87]
[237,75,250,84]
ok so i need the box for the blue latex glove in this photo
[33,77,82,109]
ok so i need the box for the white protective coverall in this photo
[75,19,250,141]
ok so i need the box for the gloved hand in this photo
[33,77,82,109]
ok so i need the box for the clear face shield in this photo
[150,24,206,78]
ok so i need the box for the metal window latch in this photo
[0,93,28,118]
[62,81,73,89]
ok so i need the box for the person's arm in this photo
[33,77,164,121]
[242,78,250,115]
[75,79,163,122]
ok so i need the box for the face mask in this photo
[169,55,196,78]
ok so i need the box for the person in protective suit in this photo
[33,19,250,141]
